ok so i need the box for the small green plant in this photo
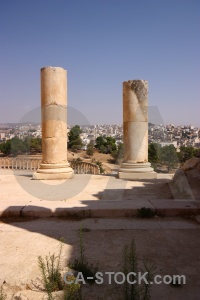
[86,143,94,156]
[121,239,139,299]
[137,207,156,218]
[38,238,64,299]
[63,274,82,300]
[95,160,105,174]
[69,225,98,283]
[0,286,7,300]
[140,260,156,300]
[76,157,82,162]
[114,239,156,300]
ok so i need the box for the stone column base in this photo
[118,162,157,180]
[33,163,74,180]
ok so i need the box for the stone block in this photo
[118,171,157,180]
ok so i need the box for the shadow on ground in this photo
[1,172,200,299]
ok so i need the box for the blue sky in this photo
[0,0,200,126]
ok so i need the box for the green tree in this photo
[86,143,94,156]
[159,145,178,170]
[68,125,83,150]
[95,136,117,154]
[178,146,196,163]
[95,136,106,151]
[106,136,117,153]
[0,137,28,156]
[95,160,104,174]
[99,144,106,154]
[111,143,124,164]
[0,139,11,155]
[24,137,42,154]
[148,143,160,167]
[194,148,200,158]
[30,137,42,153]
[11,137,28,156]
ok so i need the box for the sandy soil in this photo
[0,218,200,300]
[68,150,115,173]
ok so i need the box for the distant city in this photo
[0,122,199,150]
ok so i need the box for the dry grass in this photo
[68,150,115,173]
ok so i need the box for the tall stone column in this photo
[33,67,73,180]
[118,80,157,180]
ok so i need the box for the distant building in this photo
[159,141,177,148]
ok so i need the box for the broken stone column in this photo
[118,80,157,180]
[33,67,73,180]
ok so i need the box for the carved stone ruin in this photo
[33,66,74,180]
[118,80,157,180]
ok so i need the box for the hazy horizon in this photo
[0,104,199,129]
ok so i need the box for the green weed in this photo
[137,207,156,218]
[69,226,98,284]
[38,239,64,299]
[0,286,6,300]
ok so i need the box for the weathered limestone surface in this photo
[119,80,157,180]
[33,67,73,180]
[171,157,200,200]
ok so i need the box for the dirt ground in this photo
[68,150,115,173]
[0,217,200,300]
[0,154,199,299]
